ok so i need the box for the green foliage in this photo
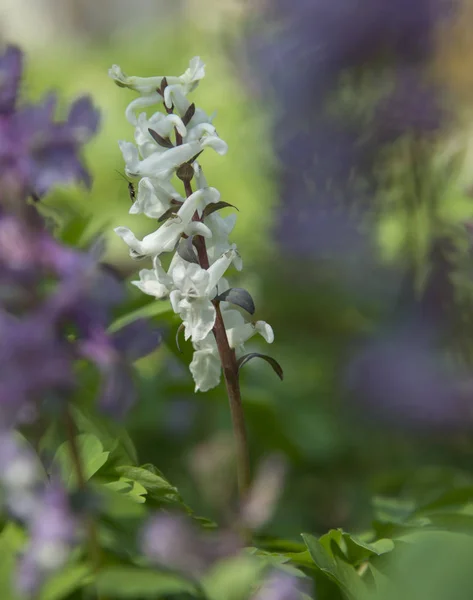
[51,434,110,488]
[95,567,196,598]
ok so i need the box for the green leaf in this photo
[104,477,147,503]
[319,530,394,566]
[94,482,147,520]
[202,556,265,600]
[0,523,26,599]
[71,406,138,467]
[50,434,110,488]
[245,550,307,578]
[115,465,182,504]
[95,567,196,598]
[40,564,91,600]
[415,487,473,515]
[109,300,172,333]
[302,533,366,600]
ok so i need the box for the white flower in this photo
[186,123,228,155]
[189,339,221,393]
[169,249,238,343]
[115,188,212,258]
[163,56,206,114]
[135,112,187,158]
[190,309,274,392]
[119,140,201,180]
[109,57,205,124]
[131,256,173,298]
[130,177,183,220]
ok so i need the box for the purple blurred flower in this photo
[17,480,78,597]
[0,46,22,114]
[345,324,473,430]
[373,68,449,142]
[0,209,161,424]
[0,432,43,520]
[0,44,100,204]
[141,514,240,576]
[252,571,310,600]
[247,0,457,264]
[250,0,456,106]
[79,319,162,418]
[0,311,75,427]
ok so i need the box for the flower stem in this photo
[183,178,251,502]
[64,409,103,578]
[213,303,251,499]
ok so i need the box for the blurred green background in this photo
[7,0,473,555]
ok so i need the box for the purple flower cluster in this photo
[141,513,240,576]
[0,206,160,427]
[246,1,473,429]
[0,44,161,595]
[141,514,310,598]
[252,571,308,600]
[17,480,78,596]
[248,0,457,260]
[0,45,99,205]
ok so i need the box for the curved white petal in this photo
[189,348,221,392]
[118,141,140,174]
[255,321,274,344]
[131,268,170,298]
[125,94,162,125]
[186,221,212,239]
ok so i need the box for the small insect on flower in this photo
[115,170,136,203]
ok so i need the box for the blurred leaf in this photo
[371,497,416,525]
[95,482,147,520]
[415,487,473,515]
[115,464,183,505]
[363,530,473,600]
[319,530,394,566]
[109,299,172,332]
[95,567,196,597]
[40,564,90,600]
[56,212,91,246]
[51,434,109,488]
[0,523,25,599]
[104,477,148,504]
[246,549,308,578]
[202,556,265,600]
[302,534,366,600]
[71,406,138,467]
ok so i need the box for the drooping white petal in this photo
[189,347,221,392]
[130,142,202,179]
[180,56,206,89]
[131,256,173,298]
[130,178,181,219]
[186,221,213,239]
[124,95,163,125]
[255,321,275,344]
[170,263,217,342]
[131,269,169,298]
[206,248,238,292]
[108,65,180,94]
[118,141,140,175]
[201,136,229,155]
[226,319,274,349]
[115,187,209,258]
[180,297,216,342]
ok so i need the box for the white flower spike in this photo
[110,56,277,393]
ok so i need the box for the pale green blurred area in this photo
[6,0,275,270]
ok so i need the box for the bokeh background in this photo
[5,0,473,548]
